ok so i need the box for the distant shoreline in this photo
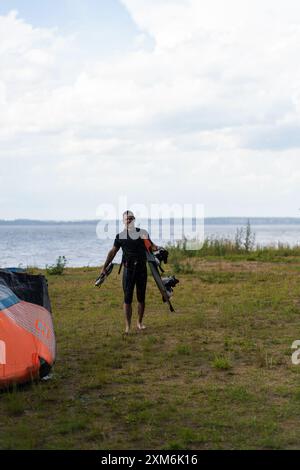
[1,217,300,226]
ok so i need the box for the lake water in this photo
[0,222,300,268]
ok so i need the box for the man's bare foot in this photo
[137,323,146,330]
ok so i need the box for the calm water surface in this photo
[0,223,299,268]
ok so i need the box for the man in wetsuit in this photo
[101,210,159,334]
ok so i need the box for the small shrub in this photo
[46,256,67,275]
[212,355,232,370]
[244,219,256,252]
[234,221,255,252]
[235,227,244,251]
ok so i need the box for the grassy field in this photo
[1,253,300,449]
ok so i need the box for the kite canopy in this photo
[0,269,55,388]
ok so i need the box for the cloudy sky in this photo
[1,0,300,219]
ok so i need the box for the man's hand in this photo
[154,246,169,264]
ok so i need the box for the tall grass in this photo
[167,222,300,261]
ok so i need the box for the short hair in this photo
[123,210,134,218]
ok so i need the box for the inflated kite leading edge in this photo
[0,269,56,388]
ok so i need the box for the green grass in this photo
[1,255,300,449]
[212,356,232,370]
[168,238,300,264]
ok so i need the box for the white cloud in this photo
[1,2,300,218]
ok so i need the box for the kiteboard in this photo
[144,240,175,312]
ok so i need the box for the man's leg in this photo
[123,266,134,333]
[137,302,146,330]
[136,263,147,330]
[124,303,132,333]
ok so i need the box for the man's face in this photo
[123,213,135,228]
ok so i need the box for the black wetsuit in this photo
[114,228,149,304]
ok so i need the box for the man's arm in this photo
[147,232,159,251]
[141,229,159,251]
[101,246,119,273]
